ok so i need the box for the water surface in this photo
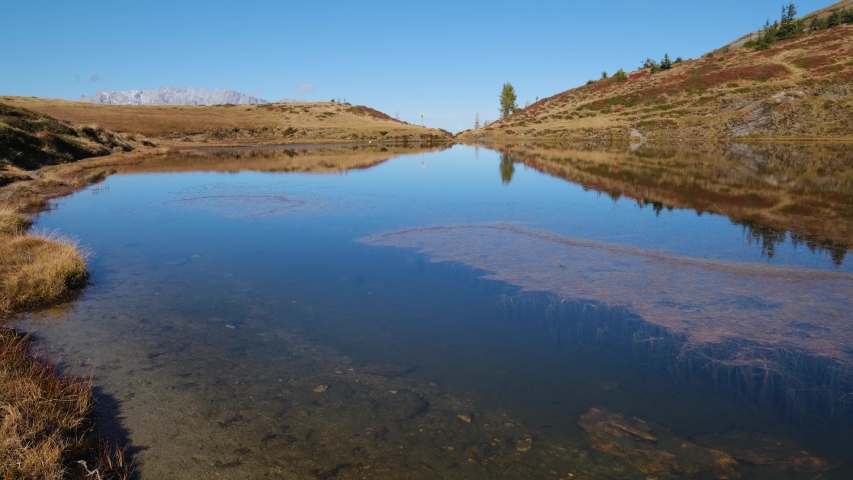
[21,143,853,479]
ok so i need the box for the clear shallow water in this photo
[20,145,853,479]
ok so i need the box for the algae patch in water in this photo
[360,224,853,422]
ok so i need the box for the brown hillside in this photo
[0,97,452,146]
[459,24,853,141]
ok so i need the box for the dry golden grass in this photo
[0,328,131,479]
[0,205,31,235]
[0,328,91,479]
[0,97,452,146]
[459,24,853,141]
[0,232,88,314]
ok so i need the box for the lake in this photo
[19,143,853,479]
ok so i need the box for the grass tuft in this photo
[0,205,32,235]
[0,231,88,314]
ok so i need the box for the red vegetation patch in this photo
[753,48,785,58]
[815,64,846,76]
[797,25,853,48]
[680,64,789,91]
[793,55,836,70]
[629,71,649,80]
[347,106,394,121]
[663,74,689,84]
[833,68,853,84]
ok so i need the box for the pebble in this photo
[457,414,472,423]
[225,324,236,329]
[313,385,329,393]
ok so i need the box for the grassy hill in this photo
[1,96,452,146]
[459,3,853,142]
[0,102,134,186]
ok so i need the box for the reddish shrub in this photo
[793,55,835,70]
[680,64,789,91]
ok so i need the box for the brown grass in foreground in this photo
[0,329,90,479]
[0,329,130,480]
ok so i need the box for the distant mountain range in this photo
[79,87,269,106]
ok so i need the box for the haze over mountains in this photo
[80,87,269,106]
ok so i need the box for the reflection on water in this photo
[488,141,853,266]
[500,152,516,184]
[18,143,853,479]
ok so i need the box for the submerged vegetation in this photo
[364,224,853,431]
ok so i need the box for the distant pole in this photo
[420,113,424,126]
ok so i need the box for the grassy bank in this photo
[0,328,129,480]
[0,155,144,479]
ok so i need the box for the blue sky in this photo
[1,0,835,132]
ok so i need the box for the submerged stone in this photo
[515,437,533,453]
[578,407,739,479]
[694,431,833,472]
[362,363,416,377]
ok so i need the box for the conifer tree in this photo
[499,83,518,119]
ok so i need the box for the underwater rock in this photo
[457,414,472,423]
[362,363,416,377]
[516,437,533,453]
[313,385,329,393]
[578,408,739,479]
[375,389,429,422]
[693,431,834,473]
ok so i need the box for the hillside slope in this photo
[459,23,853,141]
[0,102,134,186]
[1,96,452,146]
